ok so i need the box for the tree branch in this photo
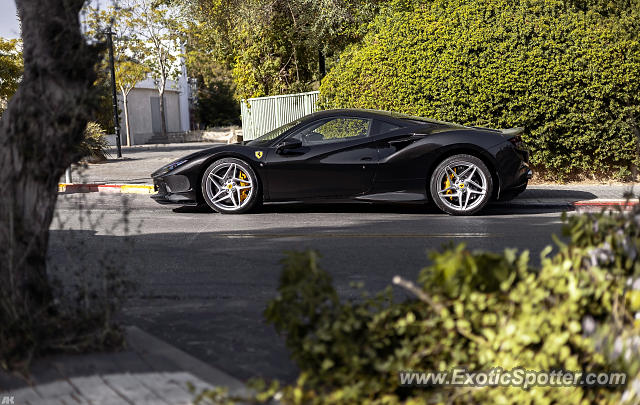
[392,276,444,312]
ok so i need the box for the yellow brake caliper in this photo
[238,171,249,201]
[444,168,456,201]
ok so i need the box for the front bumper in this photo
[151,175,198,205]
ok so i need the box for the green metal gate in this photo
[240,91,319,141]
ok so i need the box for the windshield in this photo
[246,119,304,146]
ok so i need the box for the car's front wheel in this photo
[430,154,493,216]
[201,158,260,214]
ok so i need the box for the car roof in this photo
[306,108,465,128]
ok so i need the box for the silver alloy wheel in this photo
[205,162,254,212]
[436,161,488,212]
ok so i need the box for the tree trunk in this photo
[0,0,101,313]
[123,93,132,146]
[159,87,167,137]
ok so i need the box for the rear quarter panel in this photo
[372,128,510,197]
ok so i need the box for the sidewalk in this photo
[0,327,248,405]
[62,142,639,207]
[67,143,219,185]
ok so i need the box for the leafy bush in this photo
[318,0,640,180]
[243,206,640,404]
[78,121,109,162]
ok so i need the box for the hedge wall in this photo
[318,0,640,180]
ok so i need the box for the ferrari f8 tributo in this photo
[151,109,531,215]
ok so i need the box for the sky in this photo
[0,0,114,39]
[0,0,20,38]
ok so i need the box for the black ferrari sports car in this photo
[151,109,531,215]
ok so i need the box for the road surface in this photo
[49,193,568,382]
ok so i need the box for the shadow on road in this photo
[518,189,597,200]
[172,201,571,216]
[48,206,566,384]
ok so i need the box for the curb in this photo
[58,183,155,194]
[572,199,639,207]
[125,326,249,396]
[571,199,639,213]
[491,199,639,211]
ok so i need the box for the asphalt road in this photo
[49,193,569,383]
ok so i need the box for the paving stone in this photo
[132,373,193,405]
[101,373,169,405]
[33,381,78,400]
[1,327,247,404]
[4,386,41,405]
[30,393,85,405]
[66,376,127,405]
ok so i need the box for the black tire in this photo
[429,154,493,216]
[201,158,261,214]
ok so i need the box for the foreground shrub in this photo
[267,251,629,404]
[318,0,640,180]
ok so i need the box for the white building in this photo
[115,59,191,145]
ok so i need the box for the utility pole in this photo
[318,48,326,79]
[106,28,122,158]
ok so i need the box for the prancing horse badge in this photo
[255,151,263,159]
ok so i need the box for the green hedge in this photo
[318,0,640,180]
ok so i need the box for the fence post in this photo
[275,97,281,128]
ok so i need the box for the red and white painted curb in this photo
[572,199,639,212]
[58,183,155,194]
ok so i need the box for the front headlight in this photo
[152,159,189,177]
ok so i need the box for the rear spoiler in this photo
[499,127,524,138]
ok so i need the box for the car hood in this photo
[178,143,235,160]
[151,144,240,177]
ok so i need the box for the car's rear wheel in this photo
[201,158,260,214]
[430,154,493,216]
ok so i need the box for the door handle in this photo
[361,156,373,161]
[388,136,419,146]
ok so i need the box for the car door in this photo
[264,116,379,200]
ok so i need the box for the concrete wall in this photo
[118,86,182,146]
[105,127,243,146]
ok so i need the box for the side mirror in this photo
[276,137,303,154]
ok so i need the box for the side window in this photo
[293,117,371,145]
[370,120,402,136]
